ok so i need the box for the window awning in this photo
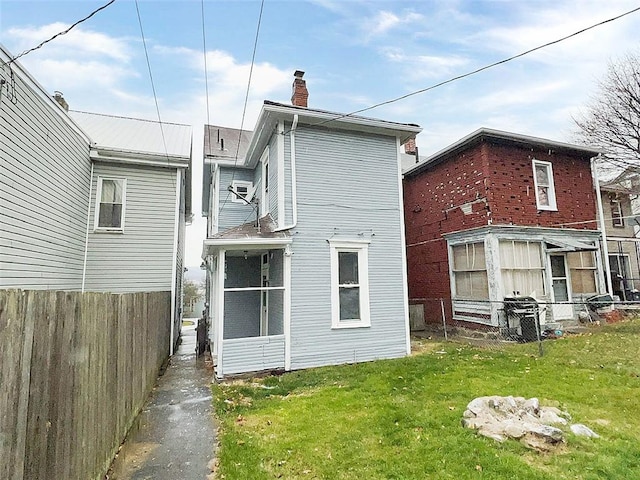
[545,238,597,252]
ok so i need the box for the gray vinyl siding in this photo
[84,163,177,292]
[0,59,90,290]
[268,135,279,222]
[289,128,408,370]
[283,128,293,225]
[222,335,285,375]
[217,167,255,231]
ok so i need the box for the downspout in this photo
[169,169,182,355]
[592,155,613,297]
[81,161,94,292]
[274,114,298,231]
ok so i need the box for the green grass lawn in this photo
[213,318,640,479]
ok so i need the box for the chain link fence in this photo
[409,296,639,356]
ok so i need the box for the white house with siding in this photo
[0,45,191,351]
[202,71,421,377]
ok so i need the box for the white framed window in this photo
[451,242,489,299]
[231,180,253,204]
[500,240,545,297]
[567,251,597,294]
[610,199,624,227]
[532,159,557,211]
[329,239,371,329]
[95,177,126,232]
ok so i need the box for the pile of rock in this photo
[462,396,599,451]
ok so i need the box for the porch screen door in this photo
[260,253,269,335]
[550,254,573,319]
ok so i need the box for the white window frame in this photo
[94,176,126,232]
[231,180,253,204]
[261,150,270,215]
[329,239,371,329]
[532,159,557,211]
[610,199,624,227]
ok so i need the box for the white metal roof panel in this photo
[70,110,192,158]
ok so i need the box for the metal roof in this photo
[70,110,192,159]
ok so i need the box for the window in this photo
[532,160,557,210]
[500,241,545,297]
[231,180,253,203]
[329,239,370,328]
[567,251,597,294]
[610,199,624,227]
[609,254,633,292]
[451,242,489,299]
[95,177,126,231]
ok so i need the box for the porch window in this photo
[452,242,489,300]
[567,251,597,294]
[95,177,126,231]
[610,199,624,227]
[609,254,633,293]
[231,180,253,203]
[329,239,371,328]
[532,160,557,211]
[500,241,545,297]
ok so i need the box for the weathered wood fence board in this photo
[0,290,171,480]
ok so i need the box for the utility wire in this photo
[3,0,116,66]
[284,5,640,135]
[219,0,265,216]
[134,0,170,164]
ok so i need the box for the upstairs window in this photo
[532,160,557,211]
[231,180,253,204]
[95,177,126,232]
[610,199,624,227]
[329,239,371,329]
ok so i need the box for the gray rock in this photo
[539,409,568,425]
[570,424,600,438]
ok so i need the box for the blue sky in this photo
[2,0,639,265]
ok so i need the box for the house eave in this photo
[405,127,603,177]
[443,224,602,242]
[202,237,292,257]
[245,101,422,166]
[90,148,190,169]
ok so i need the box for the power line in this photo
[3,0,116,66]
[285,5,640,135]
[134,0,170,163]
[219,0,265,217]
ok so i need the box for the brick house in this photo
[403,128,607,331]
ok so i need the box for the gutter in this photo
[592,156,614,297]
[274,114,299,232]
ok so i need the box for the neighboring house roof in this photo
[404,127,603,177]
[70,110,193,219]
[70,110,192,165]
[600,167,640,195]
[204,124,253,163]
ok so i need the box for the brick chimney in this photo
[53,91,69,111]
[404,138,416,155]
[291,70,308,107]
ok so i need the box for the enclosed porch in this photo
[203,234,291,378]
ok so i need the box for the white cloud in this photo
[363,10,425,39]
[382,47,469,79]
[7,23,132,62]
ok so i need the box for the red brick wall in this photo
[404,139,598,308]
[485,142,597,228]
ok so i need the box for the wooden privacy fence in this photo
[0,289,171,480]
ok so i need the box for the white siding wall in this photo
[217,167,255,231]
[289,128,408,370]
[84,163,177,292]
[0,59,91,290]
